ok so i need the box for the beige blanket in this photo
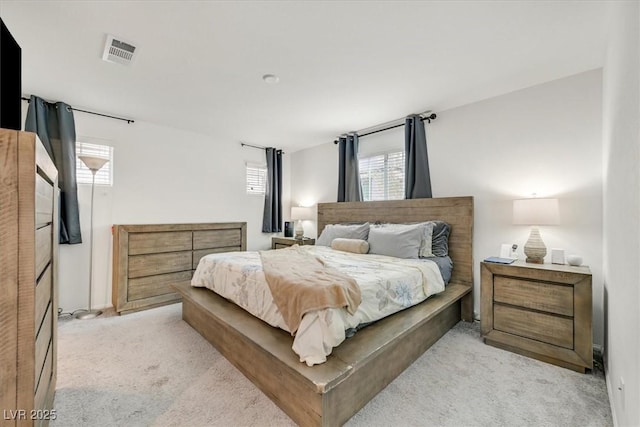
[260,246,362,334]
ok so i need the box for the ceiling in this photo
[1,1,607,152]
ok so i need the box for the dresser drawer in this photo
[35,173,54,229]
[494,276,573,316]
[128,251,192,278]
[34,306,53,384]
[35,265,53,334]
[34,341,53,411]
[35,224,52,279]
[128,270,192,301]
[193,229,242,250]
[494,304,574,349]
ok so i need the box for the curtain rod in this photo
[240,142,285,154]
[21,96,135,124]
[333,112,437,144]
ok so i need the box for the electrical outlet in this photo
[618,377,625,410]
[510,244,519,259]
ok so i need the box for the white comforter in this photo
[191,245,445,366]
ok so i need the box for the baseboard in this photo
[57,304,116,318]
[593,344,603,359]
[593,344,604,369]
[603,352,619,427]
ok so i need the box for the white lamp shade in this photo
[291,206,314,221]
[79,155,109,172]
[513,198,560,225]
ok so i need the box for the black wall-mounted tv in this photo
[1,18,22,131]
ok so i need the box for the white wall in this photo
[291,70,604,347]
[22,102,291,312]
[602,1,640,425]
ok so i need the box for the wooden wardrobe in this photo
[0,129,59,426]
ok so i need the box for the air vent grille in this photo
[102,34,137,66]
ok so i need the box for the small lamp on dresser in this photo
[290,206,314,239]
[513,197,559,264]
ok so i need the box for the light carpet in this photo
[53,303,612,426]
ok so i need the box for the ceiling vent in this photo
[102,34,137,66]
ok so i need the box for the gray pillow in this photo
[316,223,370,246]
[429,221,451,257]
[422,255,453,284]
[371,222,434,258]
[368,223,423,259]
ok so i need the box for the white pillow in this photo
[368,223,424,259]
[316,223,370,246]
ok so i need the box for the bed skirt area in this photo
[173,281,470,426]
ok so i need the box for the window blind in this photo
[246,163,267,195]
[359,151,405,201]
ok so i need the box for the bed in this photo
[174,196,473,426]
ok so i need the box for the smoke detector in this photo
[102,34,137,66]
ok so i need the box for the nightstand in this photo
[481,260,592,373]
[271,237,315,249]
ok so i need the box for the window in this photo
[359,151,405,201]
[246,163,267,195]
[76,142,113,186]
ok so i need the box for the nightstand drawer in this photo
[271,237,315,249]
[494,304,574,349]
[494,276,573,316]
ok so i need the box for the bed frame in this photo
[174,196,474,426]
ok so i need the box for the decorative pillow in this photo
[331,238,369,254]
[429,220,451,257]
[367,223,423,259]
[418,222,434,258]
[316,222,370,246]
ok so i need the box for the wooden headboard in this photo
[317,196,474,288]
[112,222,247,314]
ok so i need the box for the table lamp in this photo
[290,206,314,239]
[513,197,559,264]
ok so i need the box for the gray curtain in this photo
[404,114,432,199]
[262,147,283,233]
[337,134,362,202]
[25,95,82,244]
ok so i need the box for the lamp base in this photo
[524,226,547,264]
[75,309,102,320]
[294,220,304,240]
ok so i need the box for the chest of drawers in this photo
[480,260,592,372]
[112,222,247,314]
[1,129,59,425]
